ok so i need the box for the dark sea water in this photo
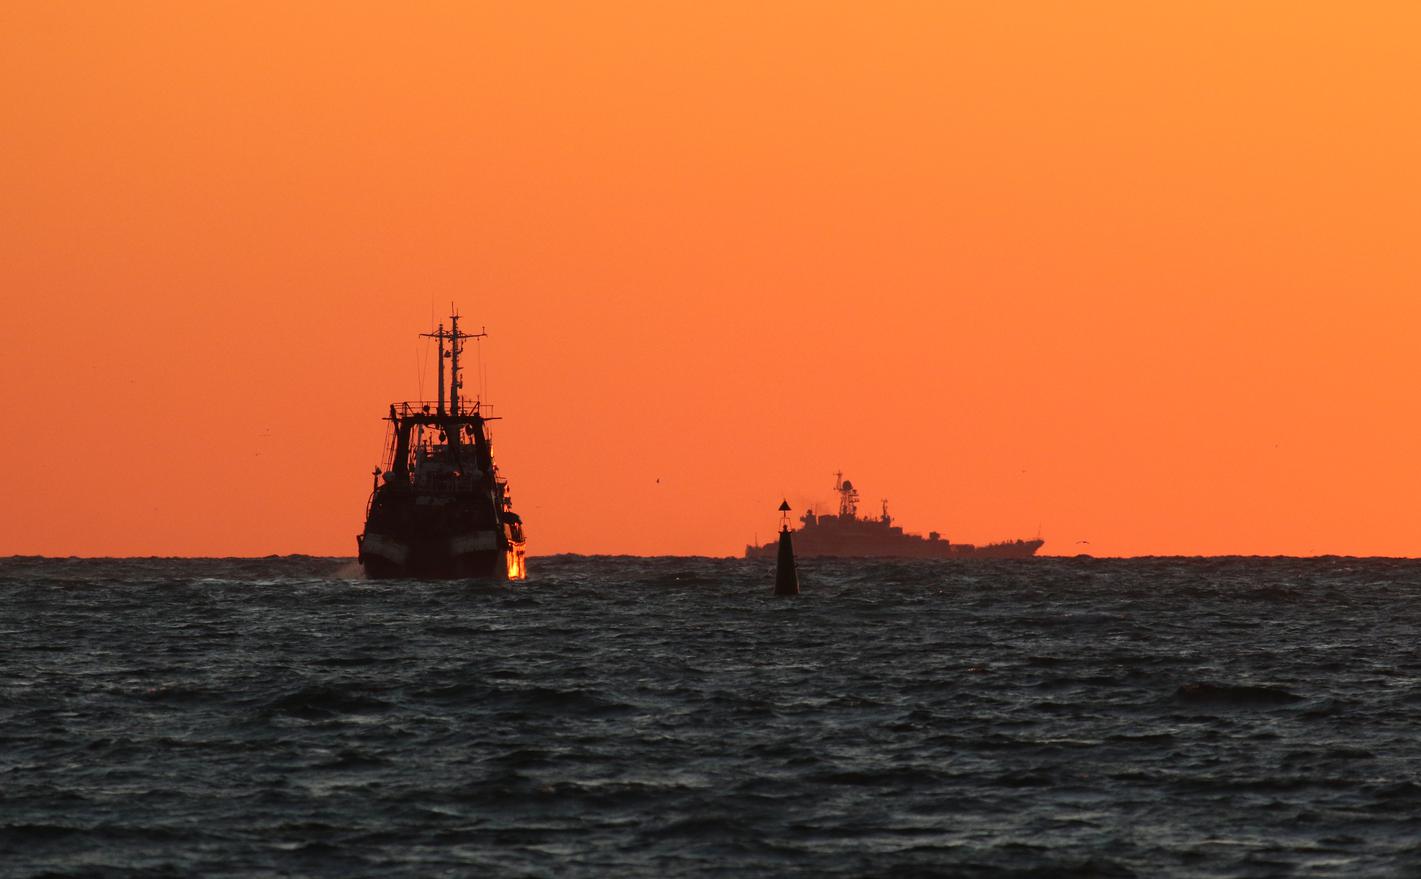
[4,555,1421,878]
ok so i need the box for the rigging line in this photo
[422,294,434,402]
[377,418,393,472]
[415,333,428,402]
[476,335,486,405]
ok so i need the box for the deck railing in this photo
[388,400,494,419]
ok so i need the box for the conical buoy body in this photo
[774,527,799,595]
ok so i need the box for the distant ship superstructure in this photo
[745,473,1042,560]
[358,310,526,580]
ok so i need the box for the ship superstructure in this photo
[745,473,1042,560]
[357,309,527,580]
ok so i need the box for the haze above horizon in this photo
[3,4,1418,558]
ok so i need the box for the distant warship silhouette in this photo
[357,308,527,580]
[745,473,1043,560]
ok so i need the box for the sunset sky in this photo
[2,3,1418,557]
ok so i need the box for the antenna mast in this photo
[450,312,460,415]
[445,305,487,416]
[835,472,859,519]
[420,322,448,415]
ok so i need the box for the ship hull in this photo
[752,475,1040,561]
[358,530,527,581]
[745,537,1043,560]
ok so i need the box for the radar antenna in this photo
[834,471,860,519]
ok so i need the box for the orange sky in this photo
[2,3,1419,557]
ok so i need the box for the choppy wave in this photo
[3,555,1421,877]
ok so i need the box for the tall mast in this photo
[450,312,460,415]
[445,306,487,416]
[420,322,448,415]
[835,472,859,518]
[436,323,446,415]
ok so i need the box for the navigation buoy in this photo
[774,499,799,596]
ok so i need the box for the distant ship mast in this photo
[834,471,860,519]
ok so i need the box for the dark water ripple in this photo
[4,555,1421,877]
